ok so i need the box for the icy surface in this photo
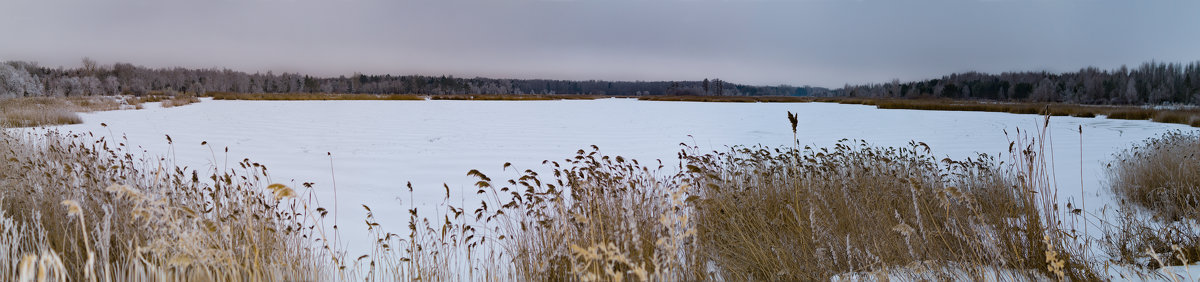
[46,98,1198,259]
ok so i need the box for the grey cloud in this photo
[1,0,1197,88]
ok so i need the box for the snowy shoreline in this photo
[33,98,1200,279]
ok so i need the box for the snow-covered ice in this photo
[44,98,1198,262]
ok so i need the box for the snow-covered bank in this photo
[43,98,1197,263]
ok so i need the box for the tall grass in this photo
[347,118,1091,280]
[5,105,1198,280]
[0,130,324,280]
[834,98,1200,127]
[679,131,1091,279]
[126,93,203,108]
[1104,131,1200,268]
[0,97,121,127]
[1109,131,1200,221]
[208,92,425,101]
[478,148,697,280]
[206,92,1200,127]
[430,94,603,101]
[637,95,814,103]
[160,95,200,108]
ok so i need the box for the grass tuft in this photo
[1109,131,1200,221]
[1104,131,1200,269]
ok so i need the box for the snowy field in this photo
[45,98,1198,262]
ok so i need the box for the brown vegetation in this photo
[160,95,200,108]
[207,92,424,101]
[429,94,603,100]
[207,92,606,101]
[2,102,1197,280]
[828,98,1200,127]
[128,93,203,108]
[679,120,1098,280]
[0,130,323,280]
[637,95,815,102]
[203,92,1200,128]
[1104,132,1200,268]
[0,97,121,127]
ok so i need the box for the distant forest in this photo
[4,59,1200,105]
[0,58,823,98]
[835,61,1200,105]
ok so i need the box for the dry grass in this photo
[637,95,814,103]
[1109,131,1200,221]
[430,94,602,101]
[824,98,1200,127]
[863,99,1094,116]
[127,95,167,104]
[205,92,1200,128]
[679,131,1091,280]
[357,115,1091,280]
[0,130,325,280]
[0,97,121,127]
[160,95,200,108]
[0,118,1096,281]
[336,147,694,280]
[475,148,697,280]
[1107,109,1157,121]
[207,92,604,101]
[208,92,425,101]
[128,94,202,108]
[1103,132,1200,270]
[638,96,1200,127]
[6,102,1198,280]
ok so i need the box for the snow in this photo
[42,98,1199,263]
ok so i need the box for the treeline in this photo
[836,61,1200,105]
[0,58,825,98]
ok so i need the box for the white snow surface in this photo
[42,98,1199,264]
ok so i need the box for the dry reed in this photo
[0,129,325,280]
[0,97,121,127]
[160,95,200,108]
[208,92,425,101]
[5,103,1198,280]
[637,95,813,103]
[678,128,1092,280]
[1104,131,1200,269]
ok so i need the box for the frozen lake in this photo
[48,98,1198,254]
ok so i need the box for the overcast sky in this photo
[1,0,1197,88]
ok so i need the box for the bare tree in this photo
[81,57,98,76]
